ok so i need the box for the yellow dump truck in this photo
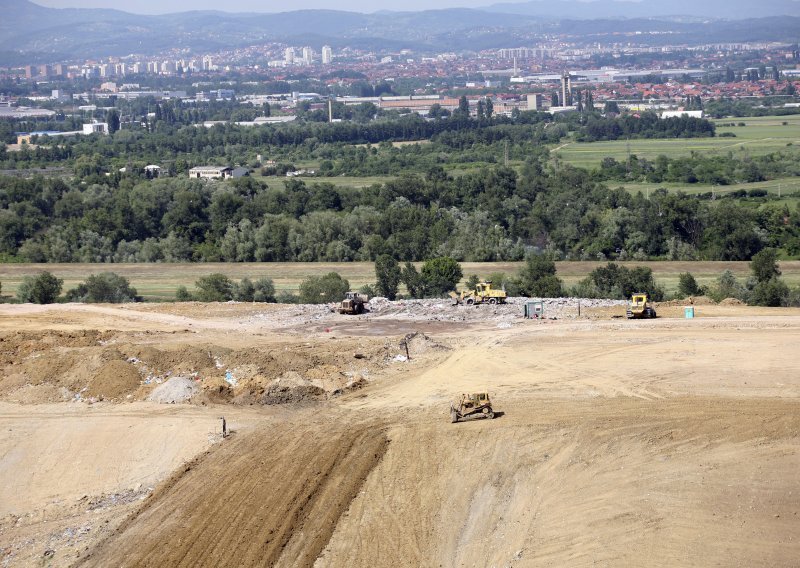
[450,281,507,305]
[626,293,657,319]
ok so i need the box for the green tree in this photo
[375,254,401,300]
[419,257,463,297]
[677,272,700,298]
[516,254,563,297]
[401,262,424,298]
[578,263,663,300]
[750,278,789,307]
[17,271,63,304]
[65,272,139,303]
[233,277,255,302]
[604,101,620,114]
[195,273,233,302]
[107,109,120,134]
[458,95,469,114]
[253,277,276,302]
[299,272,350,304]
[175,285,192,301]
[709,270,747,302]
[476,99,485,120]
[750,248,781,283]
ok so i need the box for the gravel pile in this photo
[365,296,625,322]
[242,296,626,330]
[147,376,199,404]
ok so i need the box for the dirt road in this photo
[1,302,798,567]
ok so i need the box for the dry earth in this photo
[0,298,798,567]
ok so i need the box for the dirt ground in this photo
[0,300,798,567]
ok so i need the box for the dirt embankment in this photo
[75,414,388,568]
[0,329,434,406]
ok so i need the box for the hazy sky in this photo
[33,0,504,13]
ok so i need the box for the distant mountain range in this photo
[484,0,800,20]
[1,0,799,66]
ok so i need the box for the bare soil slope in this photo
[1,302,799,567]
[76,413,388,568]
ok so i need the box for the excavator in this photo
[450,281,507,305]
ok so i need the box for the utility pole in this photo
[504,139,509,167]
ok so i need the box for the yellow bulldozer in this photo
[450,281,507,306]
[626,293,657,319]
[450,392,495,423]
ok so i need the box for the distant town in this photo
[2,37,799,141]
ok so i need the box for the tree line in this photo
[1,156,798,265]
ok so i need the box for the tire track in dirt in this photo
[75,412,388,568]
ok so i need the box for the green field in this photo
[252,175,394,190]
[1,261,799,301]
[553,114,800,169]
[614,177,800,200]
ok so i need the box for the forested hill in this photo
[485,0,800,19]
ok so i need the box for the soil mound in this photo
[404,331,449,357]
[720,297,745,305]
[260,372,326,404]
[87,360,141,400]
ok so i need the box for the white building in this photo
[322,45,333,65]
[189,166,233,179]
[661,110,704,119]
[302,47,314,65]
[82,122,109,135]
[284,48,295,65]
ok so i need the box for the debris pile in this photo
[147,376,199,404]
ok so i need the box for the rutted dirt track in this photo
[76,414,388,568]
[1,302,799,567]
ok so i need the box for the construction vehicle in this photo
[450,392,495,423]
[450,281,507,306]
[338,292,368,315]
[626,293,657,319]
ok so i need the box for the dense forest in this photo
[1,157,797,264]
